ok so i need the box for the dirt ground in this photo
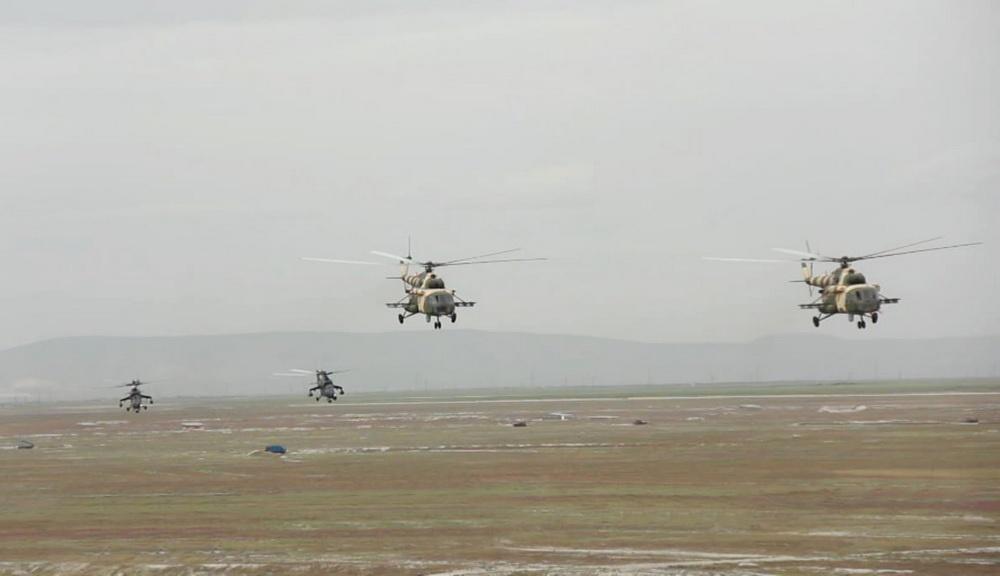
[1,382,999,575]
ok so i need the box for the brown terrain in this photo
[1,382,998,575]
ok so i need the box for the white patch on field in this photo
[819,405,868,413]
[504,546,823,563]
[832,569,913,575]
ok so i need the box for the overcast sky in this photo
[0,0,997,350]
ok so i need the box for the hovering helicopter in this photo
[274,369,347,402]
[706,237,981,329]
[304,242,545,329]
[116,379,154,412]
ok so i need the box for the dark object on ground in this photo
[963,417,979,424]
[633,419,648,426]
[512,421,527,427]
[264,445,287,454]
[16,439,34,449]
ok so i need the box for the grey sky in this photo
[1,1,998,350]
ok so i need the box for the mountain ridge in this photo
[2,330,997,400]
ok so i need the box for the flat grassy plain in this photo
[1,380,999,575]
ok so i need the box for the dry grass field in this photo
[1,381,999,575]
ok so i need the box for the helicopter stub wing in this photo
[880,297,900,304]
[798,302,823,310]
[385,302,408,308]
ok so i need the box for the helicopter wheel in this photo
[327,398,332,403]
[871,312,878,324]
[315,396,320,402]
[450,313,457,323]
[398,314,405,324]
[857,320,866,329]
[812,316,820,328]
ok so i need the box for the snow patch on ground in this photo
[819,405,868,414]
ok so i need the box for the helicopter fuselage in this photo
[813,283,882,315]
[320,383,340,399]
[119,388,152,412]
[401,289,456,318]
[390,268,474,329]
[801,264,898,328]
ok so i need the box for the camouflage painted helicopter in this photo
[274,369,347,402]
[706,237,981,329]
[304,243,545,329]
[116,379,153,412]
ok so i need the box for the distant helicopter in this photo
[304,242,545,329]
[116,379,153,412]
[706,237,981,329]
[274,369,348,402]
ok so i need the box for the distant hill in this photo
[0,331,998,400]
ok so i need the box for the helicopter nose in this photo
[861,287,880,311]
[433,293,455,315]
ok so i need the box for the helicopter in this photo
[706,237,981,329]
[116,379,154,412]
[303,242,545,329]
[274,369,347,402]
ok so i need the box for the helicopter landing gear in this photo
[450,313,457,323]
[327,397,333,403]
[315,396,320,402]
[871,312,878,324]
[433,320,442,330]
[812,313,832,327]
[857,320,867,329]
[398,314,405,324]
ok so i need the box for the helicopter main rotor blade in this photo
[852,241,982,262]
[440,248,523,265]
[703,256,792,263]
[272,372,307,377]
[288,369,316,374]
[857,236,944,259]
[370,250,413,263]
[301,257,381,265]
[772,248,831,261]
[435,257,547,267]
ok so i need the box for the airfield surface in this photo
[1,381,999,575]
